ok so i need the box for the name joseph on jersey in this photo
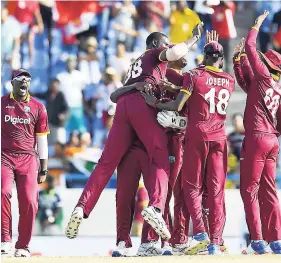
[4,115,31,125]
[206,77,230,87]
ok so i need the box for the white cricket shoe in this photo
[65,207,83,239]
[162,242,173,255]
[14,248,30,257]
[141,206,171,240]
[137,241,162,256]
[112,241,130,257]
[172,243,189,256]
[184,232,210,255]
[1,242,12,255]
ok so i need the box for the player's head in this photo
[168,57,187,70]
[203,41,224,69]
[146,32,169,50]
[66,56,77,72]
[11,69,32,99]
[258,49,281,81]
[49,78,60,92]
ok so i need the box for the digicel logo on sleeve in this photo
[5,115,31,125]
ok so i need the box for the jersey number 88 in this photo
[124,60,143,84]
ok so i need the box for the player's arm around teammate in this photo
[1,69,50,257]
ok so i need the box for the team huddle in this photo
[64,10,281,256]
[1,5,280,258]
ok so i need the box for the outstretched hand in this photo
[141,87,158,107]
[233,37,245,58]
[206,30,219,44]
[192,22,204,39]
[254,10,269,29]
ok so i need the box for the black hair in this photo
[146,32,168,47]
[50,78,60,84]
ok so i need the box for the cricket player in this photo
[142,39,235,255]
[235,11,281,254]
[1,69,50,257]
[111,59,188,257]
[66,24,204,241]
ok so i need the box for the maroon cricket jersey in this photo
[124,47,168,99]
[243,28,281,136]
[1,93,50,155]
[181,66,235,141]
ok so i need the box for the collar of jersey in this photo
[205,66,223,73]
[10,92,30,102]
[271,73,280,82]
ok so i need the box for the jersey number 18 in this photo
[204,88,230,115]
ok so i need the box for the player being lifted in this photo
[65,24,204,241]
[233,11,281,255]
[141,31,235,255]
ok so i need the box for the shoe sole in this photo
[141,210,171,240]
[65,214,82,239]
[184,240,210,255]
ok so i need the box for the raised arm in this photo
[233,38,253,93]
[245,10,271,80]
[159,23,204,62]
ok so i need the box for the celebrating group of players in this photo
[64,10,281,256]
[2,8,280,258]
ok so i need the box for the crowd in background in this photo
[2,0,281,210]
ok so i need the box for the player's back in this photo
[185,66,235,141]
[124,47,168,98]
[244,74,281,135]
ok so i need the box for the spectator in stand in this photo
[108,41,132,81]
[78,36,103,85]
[38,176,63,235]
[64,131,81,157]
[12,0,44,67]
[57,57,87,134]
[169,0,201,44]
[107,0,138,55]
[271,9,281,54]
[93,67,122,148]
[212,1,237,72]
[256,1,281,53]
[138,1,167,30]
[227,113,245,160]
[1,4,21,86]
[134,20,158,53]
[169,0,201,71]
[33,79,69,145]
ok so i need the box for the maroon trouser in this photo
[141,132,184,244]
[116,145,150,248]
[1,151,39,249]
[240,133,281,241]
[77,93,170,216]
[182,139,227,245]
[170,170,190,245]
